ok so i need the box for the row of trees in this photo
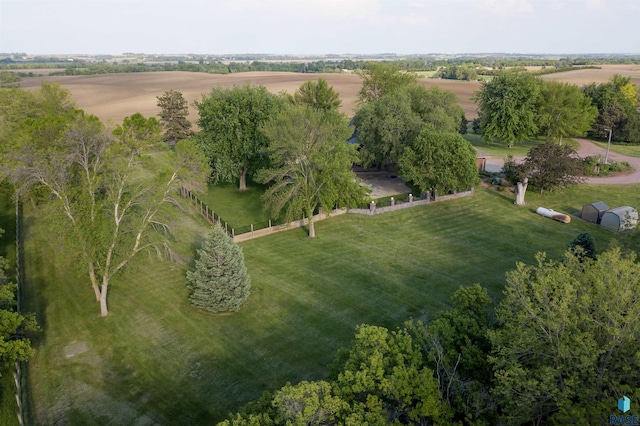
[192,64,479,231]
[475,71,639,146]
[0,227,37,374]
[219,246,640,425]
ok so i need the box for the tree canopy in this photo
[398,126,479,195]
[0,230,38,372]
[511,141,584,193]
[2,84,208,316]
[353,85,466,169]
[257,106,367,238]
[537,81,598,142]
[357,62,418,103]
[475,71,543,147]
[291,78,342,112]
[195,84,286,191]
[353,88,422,168]
[582,75,640,143]
[220,247,640,424]
[112,112,162,146]
[491,249,640,424]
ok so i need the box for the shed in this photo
[600,206,638,231]
[581,201,609,224]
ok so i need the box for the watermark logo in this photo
[611,396,639,425]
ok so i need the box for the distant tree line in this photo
[3,54,639,78]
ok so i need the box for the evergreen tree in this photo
[187,226,251,313]
[157,89,193,146]
[567,232,597,260]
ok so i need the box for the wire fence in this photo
[14,195,26,426]
[181,187,474,241]
[180,187,234,238]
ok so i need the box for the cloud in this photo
[223,0,382,20]
[584,0,606,11]
[476,0,534,17]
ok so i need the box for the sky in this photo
[1,0,639,55]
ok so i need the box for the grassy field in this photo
[463,133,580,157]
[21,182,640,425]
[196,179,272,230]
[590,140,640,158]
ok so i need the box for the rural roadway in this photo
[482,138,640,185]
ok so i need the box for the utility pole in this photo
[604,128,612,164]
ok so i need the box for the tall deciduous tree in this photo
[156,89,193,146]
[407,85,466,134]
[398,126,479,195]
[353,89,422,168]
[186,225,251,313]
[195,84,286,191]
[474,71,542,147]
[291,78,342,112]
[582,75,640,142]
[356,62,418,103]
[354,85,466,169]
[537,81,598,143]
[491,249,640,424]
[0,83,79,167]
[3,87,208,316]
[257,107,367,238]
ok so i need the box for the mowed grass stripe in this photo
[23,186,634,424]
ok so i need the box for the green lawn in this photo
[195,179,273,231]
[589,139,640,158]
[22,184,640,424]
[465,133,579,157]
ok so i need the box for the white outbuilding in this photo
[600,206,638,231]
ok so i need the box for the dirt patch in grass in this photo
[356,172,412,198]
[63,341,88,358]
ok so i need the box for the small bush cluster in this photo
[582,155,632,176]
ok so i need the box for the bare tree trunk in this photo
[308,217,316,238]
[100,276,109,317]
[515,177,529,206]
[239,167,248,192]
[88,261,100,301]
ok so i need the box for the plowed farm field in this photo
[18,71,482,122]
[17,65,640,124]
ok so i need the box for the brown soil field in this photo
[18,71,482,124]
[16,65,639,125]
[540,64,640,86]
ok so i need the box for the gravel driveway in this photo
[479,138,640,185]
